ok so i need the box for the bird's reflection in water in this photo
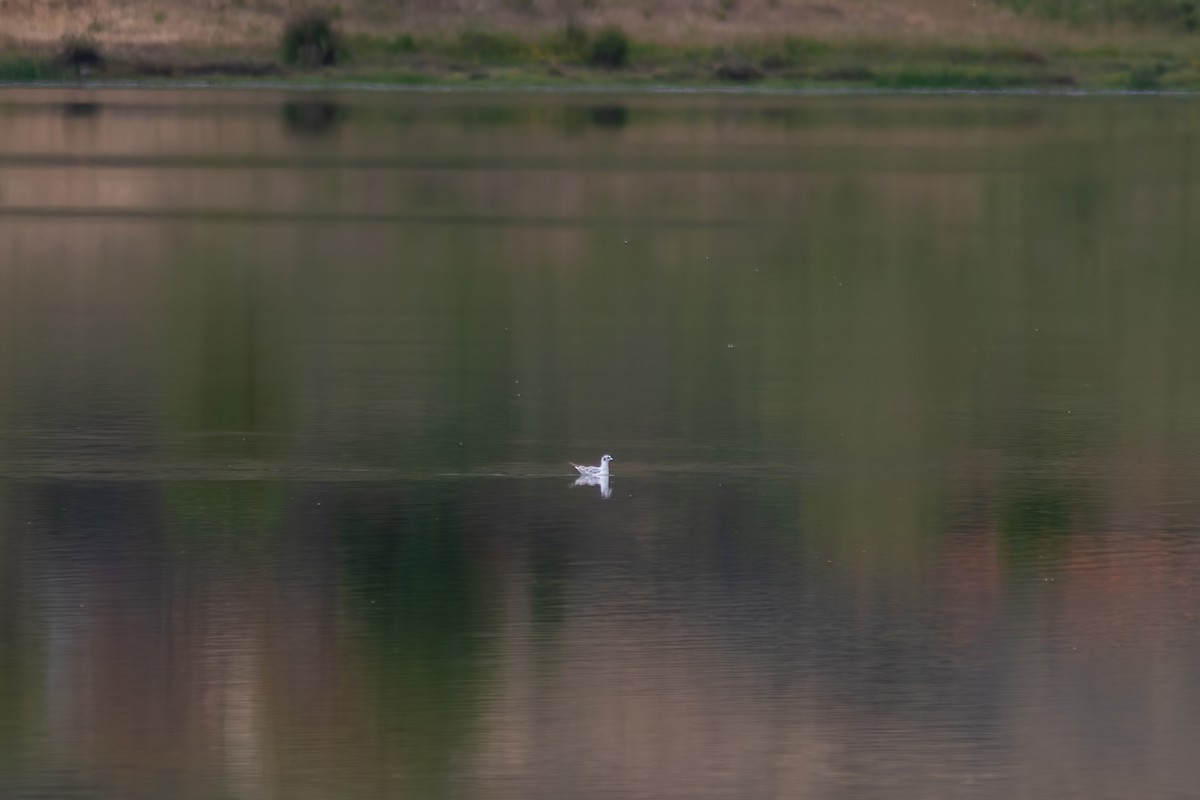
[573,474,612,499]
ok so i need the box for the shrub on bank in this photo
[282,12,341,67]
[61,35,102,73]
[715,57,763,81]
[589,26,630,68]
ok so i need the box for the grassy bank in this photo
[4,34,1200,91]
[4,0,1200,90]
[343,29,1200,90]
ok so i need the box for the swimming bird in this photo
[571,454,613,477]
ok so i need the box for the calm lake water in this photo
[1,87,1199,799]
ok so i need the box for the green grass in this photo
[0,57,67,81]
[1128,60,1171,88]
[10,23,1200,91]
[345,32,420,60]
[451,29,531,63]
[873,67,1037,89]
[996,0,1200,30]
[335,29,1081,90]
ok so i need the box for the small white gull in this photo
[571,454,613,478]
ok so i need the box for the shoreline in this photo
[5,17,1200,93]
[3,50,1199,93]
[3,78,1199,96]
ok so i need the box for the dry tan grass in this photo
[0,0,1188,53]
[0,0,1097,45]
